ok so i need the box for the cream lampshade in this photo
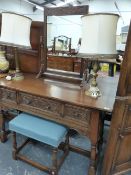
[78,13,119,98]
[0,12,32,80]
[79,13,119,56]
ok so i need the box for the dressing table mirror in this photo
[37,5,89,83]
[53,35,71,55]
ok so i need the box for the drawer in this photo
[64,104,91,123]
[19,92,62,117]
[0,88,17,103]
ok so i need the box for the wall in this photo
[0,0,131,50]
[87,0,131,51]
[49,0,131,49]
[86,0,131,33]
[47,15,82,48]
[0,0,43,21]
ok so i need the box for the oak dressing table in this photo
[0,73,118,175]
[0,5,119,175]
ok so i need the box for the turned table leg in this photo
[88,110,100,175]
[0,110,7,142]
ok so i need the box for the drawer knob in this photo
[119,134,124,139]
[46,106,51,110]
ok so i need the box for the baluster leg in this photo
[88,110,100,175]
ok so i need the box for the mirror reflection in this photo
[54,35,71,54]
[47,15,82,73]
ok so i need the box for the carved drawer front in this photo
[0,88,16,103]
[19,92,62,116]
[64,104,91,123]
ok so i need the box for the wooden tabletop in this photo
[0,73,119,112]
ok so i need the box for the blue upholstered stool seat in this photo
[9,113,68,147]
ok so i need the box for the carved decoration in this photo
[0,88,16,102]
[18,92,91,123]
[64,104,91,122]
[19,92,62,116]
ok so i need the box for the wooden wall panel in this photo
[103,22,131,175]
[127,73,131,94]
[117,22,131,96]
[115,135,131,165]
[19,50,39,73]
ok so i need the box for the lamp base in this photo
[12,72,24,81]
[85,85,101,98]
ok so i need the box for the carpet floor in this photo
[0,132,91,175]
[0,125,130,175]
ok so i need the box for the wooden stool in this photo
[9,113,69,175]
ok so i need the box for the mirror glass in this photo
[54,35,71,53]
[47,15,82,73]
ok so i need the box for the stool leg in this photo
[12,132,17,160]
[51,148,58,175]
[64,133,69,153]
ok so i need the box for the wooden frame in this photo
[37,5,89,83]
[102,21,131,175]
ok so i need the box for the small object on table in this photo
[6,75,12,81]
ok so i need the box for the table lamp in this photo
[0,46,9,73]
[78,13,119,98]
[0,12,32,80]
